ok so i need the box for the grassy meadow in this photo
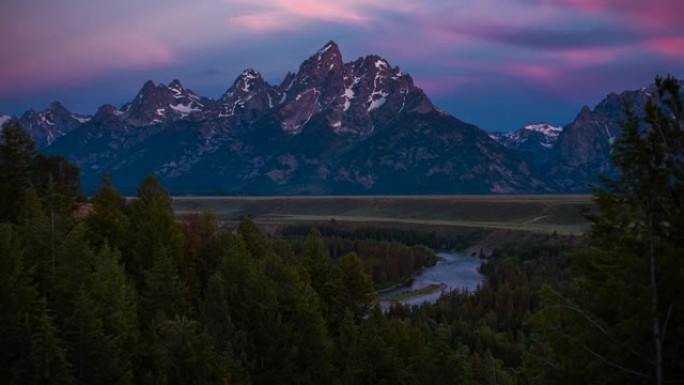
[173,194,592,235]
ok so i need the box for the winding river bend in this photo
[379,251,484,307]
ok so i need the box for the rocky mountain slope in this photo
[22,41,542,194]
[546,86,660,191]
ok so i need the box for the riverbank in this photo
[383,283,446,302]
[378,251,483,307]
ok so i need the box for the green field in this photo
[173,195,592,235]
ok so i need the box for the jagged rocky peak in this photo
[164,79,207,119]
[92,104,124,121]
[168,79,200,101]
[278,42,435,135]
[344,55,413,111]
[220,69,269,102]
[277,42,345,133]
[294,41,344,89]
[168,79,185,92]
[123,80,173,125]
[313,40,343,69]
[123,79,207,125]
[217,68,281,121]
[279,72,296,91]
[342,53,431,124]
[237,69,266,92]
[96,104,122,115]
[18,101,83,147]
[578,105,592,116]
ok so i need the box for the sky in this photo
[0,0,683,131]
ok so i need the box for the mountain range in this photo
[1,41,678,195]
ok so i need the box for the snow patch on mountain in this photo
[523,123,562,137]
[368,91,389,112]
[72,114,91,123]
[170,103,201,114]
[0,115,12,126]
[239,70,258,92]
[375,59,388,70]
[490,122,563,152]
[316,42,333,58]
[342,87,355,112]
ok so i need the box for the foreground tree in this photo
[303,227,332,293]
[530,76,684,384]
[0,121,37,223]
[125,175,184,287]
[0,223,38,379]
[85,172,129,251]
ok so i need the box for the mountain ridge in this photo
[1,42,679,195]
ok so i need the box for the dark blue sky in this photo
[1,0,682,131]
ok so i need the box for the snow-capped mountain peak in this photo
[316,41,339,59]
[490,122,563,152]
[0,114,13,126]
[14,101,84,147]
[522,123,562,137]
[120,79,211,125]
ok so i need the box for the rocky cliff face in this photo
[548,87,655,190]
[18,102,88,148]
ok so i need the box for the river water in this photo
[379,251,484,307]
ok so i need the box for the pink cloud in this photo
[646,37,684,58]
[501,63,560,85]
[0,33,174,93]
[552,46,625,65]
[228,0,373,33]
[282,0,369,24]
[542,0,684,24]
[230,14,292,33]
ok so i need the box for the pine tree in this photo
[126,174,184,287]
[0,121,37,223]
[530,76,684,384]
[324,252,377,327]
[149,315,224,385]
[34,154,80,214]
[139,250,189,326]
[16,300,74,385]
[303,227,332,293]
[0,223,38,380]
[88,246,139,384]
[85,172,129,251]
[236,217,271,259]
[63,287,114,385]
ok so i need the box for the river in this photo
[379,251,484,308]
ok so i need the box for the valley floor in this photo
[173,194,592,235]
